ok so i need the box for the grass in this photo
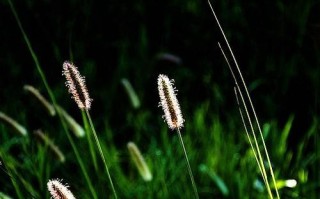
[0,0,319,198]
[209,0,280,195]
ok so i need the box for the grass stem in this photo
[81,111,99,173]
[85,110,118,199]
[176,128,199,199]
[7,1,97,198]
[208,0,280,197]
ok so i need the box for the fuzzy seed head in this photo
[157,74,184,129]
[62,61,92,110]
[24,85,56,116]
[47,179,76,199]
[0,111,28,136]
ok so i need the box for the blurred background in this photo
[0,0,319,198]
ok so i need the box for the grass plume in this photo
[23,85,56,116]
[0,111,27,136]
[63,61,92,110]
[157,74,199,199]
[121,78,141,109]
[127,142,152,181]
[63,61,118,199]
[47,179,76,199]
[34,129,66,163]
[158,74,184,130]
[57,106,85,138]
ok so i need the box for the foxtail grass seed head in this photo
[0,111,27,136]
[156,53,182,65]
[157,74,184,130]
[57,106,85,138]
[127,142,153,181]
[62,61,92,110]
[47,179,76,199]
[121,78,141,109]
[34,130,66,163]
[23,85,56,116]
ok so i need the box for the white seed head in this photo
[157,74,184,129]
[62,61,92,110]
[47,179,76,199]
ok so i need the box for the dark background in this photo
[1,0,320,141]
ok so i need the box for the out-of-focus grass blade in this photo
[0,112,27,137]
[121,78,141,109]
[277,115,294,157]
[199,164,229,196]
[0,192,13,199]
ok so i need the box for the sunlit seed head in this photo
[62,61,92,110]
[285,179,297,188]
[47,179,76,199]
[157,74,184,130]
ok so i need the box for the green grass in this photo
[0,0,319,198]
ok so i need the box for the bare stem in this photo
[176,128,199,199]
[234,87,267,187]
[218,42,273,198]
[219,43,270,194]
[208,0,280,197]
[85,110,118,199]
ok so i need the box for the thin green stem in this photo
[7,1,97,198]
[219,43,269,192]
[85,110,118,199]
[81,110,98,173]
[209,1,280,197]
[7,0,50,100]
[176,128,199,199]
[234,87,268,187]
[217,42,273,198]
